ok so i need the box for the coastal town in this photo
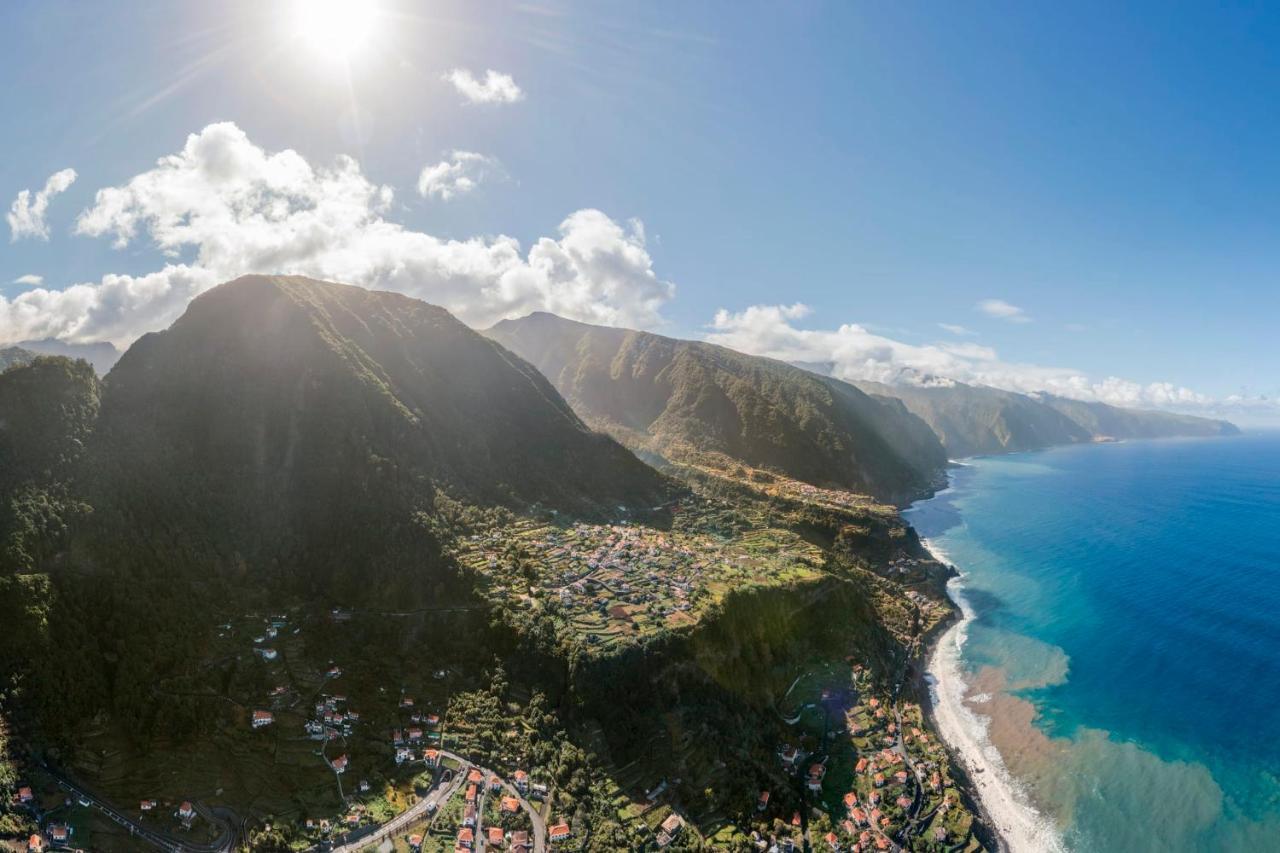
[2,464,984,853]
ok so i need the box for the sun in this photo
[292,0,379,60]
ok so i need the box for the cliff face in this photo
[848,378,1238,458]
[486,312,948,504]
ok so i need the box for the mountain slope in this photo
[90,276,667,564]
[847,378,1237,457]
[0,346,36,371]
[849,379,1092,457]
[1035,394,1239,440]
[10,339,120,375]
[486,312,947,503]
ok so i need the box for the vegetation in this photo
[486,311,948,504]
[0,276,989,851]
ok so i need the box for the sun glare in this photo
[292,0,379,60]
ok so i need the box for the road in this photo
[325,749,545,853]
[43,767,236,853]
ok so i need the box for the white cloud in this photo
[977,298,1030,323]
[417,151,501,201]
[7,168,77,241]
[13,274,43,286]
[442,69,524,104]
[0,122,671,346]
[938,322,975,336]
[706,303,1224,412]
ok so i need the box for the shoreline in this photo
[910,484,1067,853]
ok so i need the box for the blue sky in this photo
[3,1,1279,417]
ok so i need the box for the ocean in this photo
[907,433,1280,852]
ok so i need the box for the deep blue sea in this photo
[906,433,1280,852]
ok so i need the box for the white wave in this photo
[922,540,1068,853]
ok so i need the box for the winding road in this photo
[323,749,545,853]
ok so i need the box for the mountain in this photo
[13,338,120,375]
[485,312,947,503]
[0,355,100,571]
[1034,393,1240,440]
[90,276,668,566]
[0,346,36,371]
[849,379,1092,457]
[846,378,1237,458]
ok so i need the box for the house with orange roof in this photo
[501,796,520,814]
[757,790,770,811]
[457,826,474,849]
[855,757,868,773]
[424,748,440,765]
[27,835,43,852]
[47,824,70,846]
[823,831,839,850]
[467,768,484,785]
[465,783,478,804]
[513,769,529,792]
[488,826,504,846]
[843,791,857,812]
[178,801,196,820]
[330,754,348,773]
[548,821,571,842]
[16,786,34,804]
[252,710,274,728]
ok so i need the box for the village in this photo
[454,495,827,652]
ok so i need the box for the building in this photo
[47,825,71,846]
[457,827,474,849]
[487,827,504,847]
[178,802,196,820]
[757,790,770,812]
[424,748,440,766]
[252,710,274,728]
[501,796,520,814]
[548,822,571,843]
[330,754,349,774]
[255,648,278,661]
[513,769,529,792]
[27,835,44,852]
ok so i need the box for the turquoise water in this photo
[906,434,1280,852]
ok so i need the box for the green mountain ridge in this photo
[486,312,948,504]
[843,378,1238,457]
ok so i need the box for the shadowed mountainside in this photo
[486,312,948,504]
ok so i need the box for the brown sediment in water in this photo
[964,666,1074,827]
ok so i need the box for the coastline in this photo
[910,480,1068,853]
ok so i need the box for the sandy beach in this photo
[922,541,1067,853]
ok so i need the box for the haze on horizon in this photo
[3,1,1278,423]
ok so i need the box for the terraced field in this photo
[455,500,826,652]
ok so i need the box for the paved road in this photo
[325,749,544,853]
[44,768,235,853]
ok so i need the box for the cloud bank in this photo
[7,168,77,241]
[443,69,524,104]
[1,122,672,345]
[706,303,1225,411]
[0,121,1251,418]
